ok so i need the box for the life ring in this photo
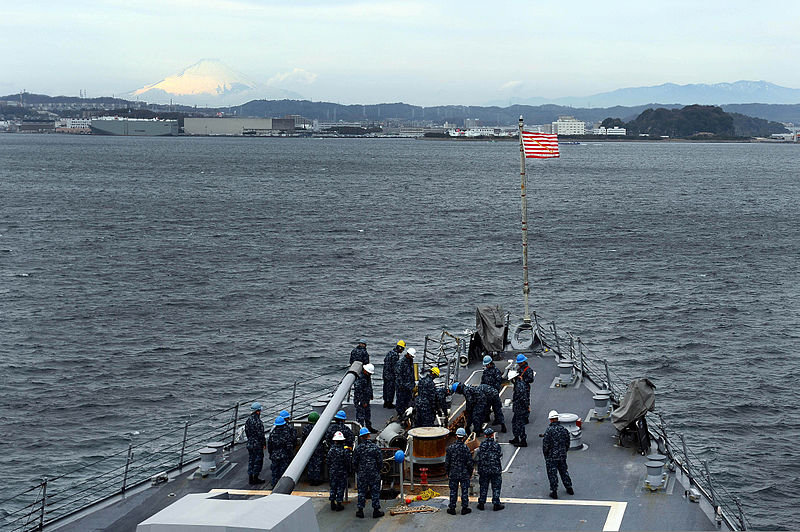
[510,322,535,351]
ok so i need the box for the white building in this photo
[552,116,585,135]
[591,126,627,136]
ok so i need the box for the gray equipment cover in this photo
[475,305,506,352]
[611,378,656,431]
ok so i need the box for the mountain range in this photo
[495,81,800,107]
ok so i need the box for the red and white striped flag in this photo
[521,131,559,159]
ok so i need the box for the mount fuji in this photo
[125,59,302,106]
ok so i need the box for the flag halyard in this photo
[521,131,559,158]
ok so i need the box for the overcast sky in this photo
[3,0,799,106]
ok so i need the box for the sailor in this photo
[350,339,370,365]
[451,381,485,435]
[478,383,506,433]
[244,402,266,485]
[476,428,505,511]
[326,431,351,512]
[516,354,535,424]
[394,347,416,416]
[267,416,297,488]
[542,410,574,499]
[414,366,440,427]
[352,427,385,518]
[301,412,325,485]
[382,340,405,408]
[354,363,377,432]
[480,355,503,392]
[445,427,473,515]
[508,370,528,447]
[325,410,355,448]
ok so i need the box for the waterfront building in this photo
[552,116,585,135]
[184,117,295,136]
[591,126,627,136]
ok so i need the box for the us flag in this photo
[521,131,559,158]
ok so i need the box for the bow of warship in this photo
[1,315,749,532]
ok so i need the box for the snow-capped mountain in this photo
[126,59,302,106]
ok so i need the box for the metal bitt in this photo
[518,115,531,324]
[273,361,363,495]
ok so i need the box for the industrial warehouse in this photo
[183,117,296,136]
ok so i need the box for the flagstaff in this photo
[518,116,532,324]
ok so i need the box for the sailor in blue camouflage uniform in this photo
[326,431,351,511]
[349,339,370,365]
[302,412,324,485]
[267,415,297,488]
[476,428,505,511]
[414,366,440,427]
[517,354,535,424]
[382,340,405,408]
[507,370,528,447]
[542,410,574,499]
[325,410,355,448]
[481,355,503,391]
[451,381,485,435]
[354,363,377,432]
[394,347,416,416]
[478,383,506,433]
[445,427,473,515]
[244,402,266,484]
[352,428,385,518]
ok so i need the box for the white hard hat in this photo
[507,370,519,380]
[363,363,375,374]
[548,410,559,419]
[333,431,345,441]
[407,348,416,358]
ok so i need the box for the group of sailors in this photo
[244,339,575,519]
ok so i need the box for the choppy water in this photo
[0,135,798,529]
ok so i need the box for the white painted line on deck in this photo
[501,446,521,473]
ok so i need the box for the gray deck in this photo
[53,352,724,531]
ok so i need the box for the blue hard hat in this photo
[451,382,460,393]
[251,402,262,411]
[358,339,367,345]
[274,416,286,426]
[482,355,492,366]
[456,427,467,437]
[359,427,370,437]
[335,410,347,420]
[484,427,495,435]
[279,410,290,419]
[516,354,528,363]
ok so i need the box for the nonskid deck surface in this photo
[56,353,720,531]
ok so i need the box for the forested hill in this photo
[605,105,787,138]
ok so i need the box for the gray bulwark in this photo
[136,493,319,532]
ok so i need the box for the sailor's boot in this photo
[549,491,558,499]
[461,506,472,515]
[508,437,519,445]
[373,508,384,518]
[356,508,364,518]
[493,503,505,511]
[331,501,337,511]
[500,424,507,433]
[477,502,485,511]
[518,439,527,447]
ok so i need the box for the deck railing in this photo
[0,367,347,532]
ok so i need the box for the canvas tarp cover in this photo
[611,378,656,431]
[475,305,506,352]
